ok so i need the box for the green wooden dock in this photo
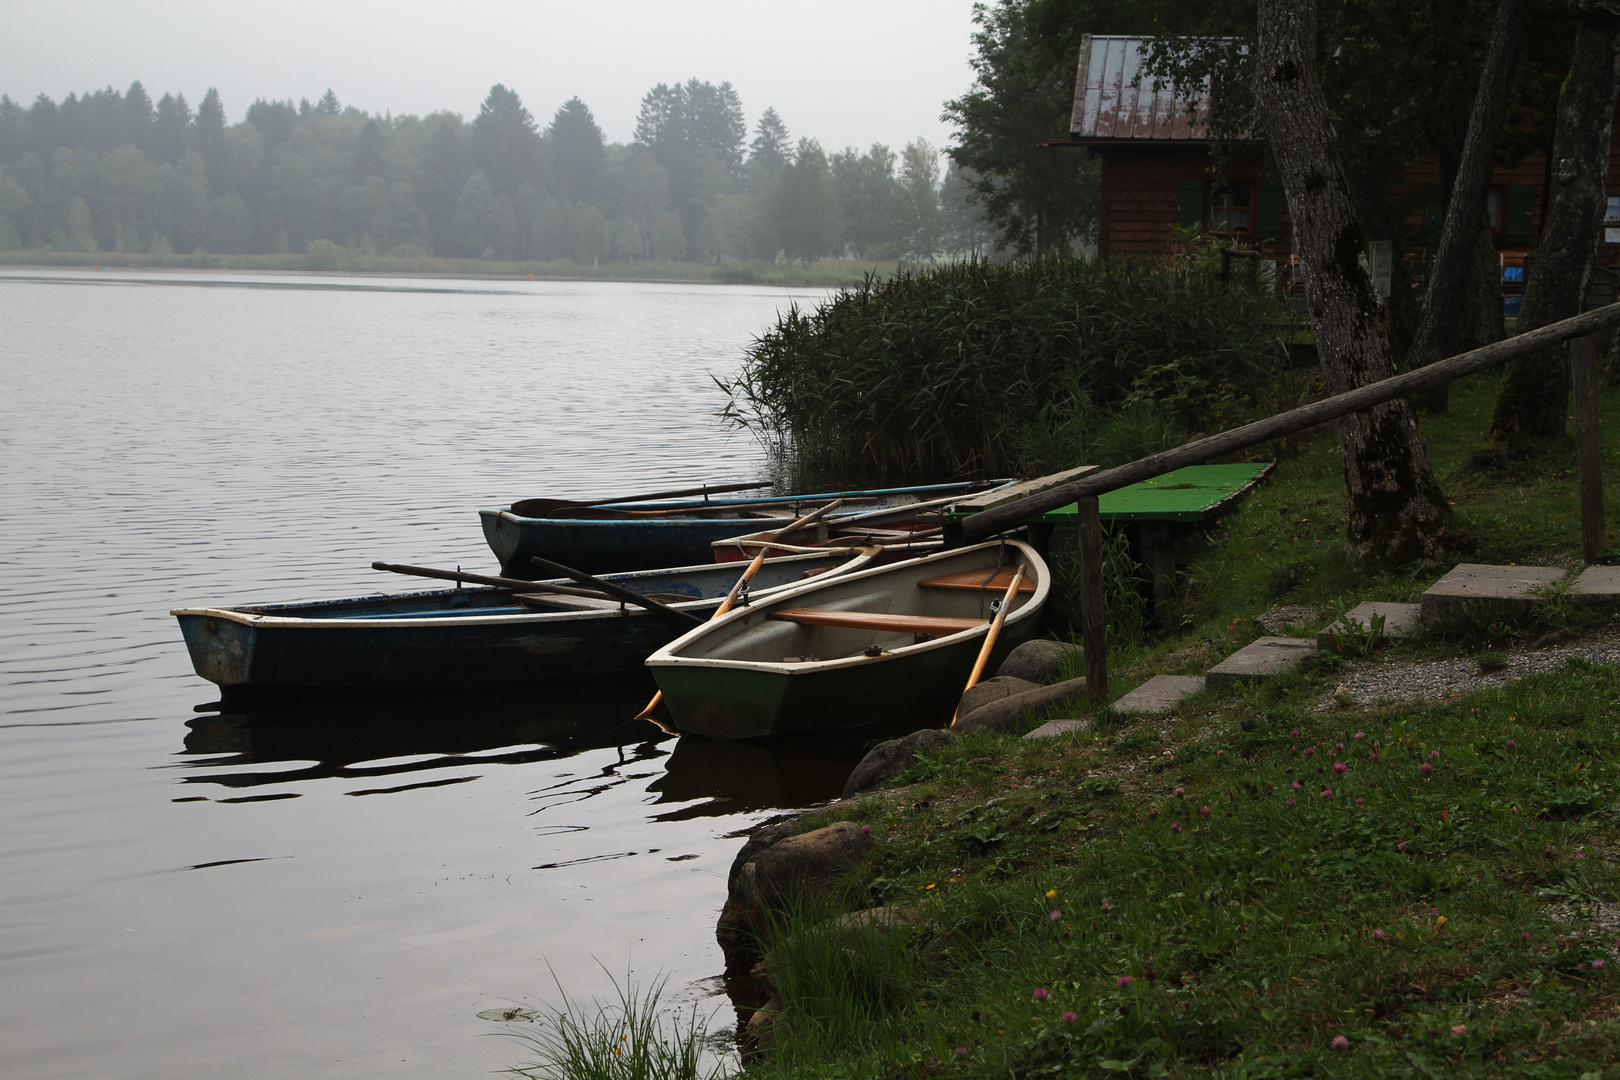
[1039,462,1274,524]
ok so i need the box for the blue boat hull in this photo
[481,481,1009,577]
[172,554,864,691]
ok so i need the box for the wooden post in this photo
[1141,521,1178,629]
[1573,334,1606,564]
[1076,496,1108,704]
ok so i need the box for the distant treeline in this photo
[0,80,994,265]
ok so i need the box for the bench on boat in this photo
[767,608,986,635]
[917,569,1036,593]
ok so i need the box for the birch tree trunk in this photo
[1255,0,1453,563]
[1409,0,1527,413]
[1490,1,1620,448]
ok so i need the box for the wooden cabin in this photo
[1069,33,1620,297]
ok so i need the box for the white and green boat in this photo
[646,540,1049,740]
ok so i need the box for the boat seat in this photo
[917,569,1036,593]
[768,608,985,635]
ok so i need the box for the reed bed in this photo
[718,255,1305,482]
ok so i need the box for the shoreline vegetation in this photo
[0,249,905,288]
[663,368,1620,1079]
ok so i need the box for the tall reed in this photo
[718,254,1300,483]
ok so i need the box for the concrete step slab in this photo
[1024,718,1088,740]
[1419,563,1566,631]
[1206,636,1316,691]
[1570,566,1620,609]
[1316,601,1422,649]
[1113,674,1204,715]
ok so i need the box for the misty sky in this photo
[4,1,984,154]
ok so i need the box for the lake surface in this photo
[0,270,891,1078]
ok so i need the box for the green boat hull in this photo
[654,617,1036,739]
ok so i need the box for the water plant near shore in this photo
[718,254,1307,482]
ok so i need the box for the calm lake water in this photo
[0,270,894,1079]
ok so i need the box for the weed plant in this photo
[718,250,1311,483]
[503,967,724,1080]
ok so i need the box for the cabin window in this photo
[1211,184,1252,234]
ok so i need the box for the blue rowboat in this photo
[647,540,1049,740]
[480,480,1014,577]
[172,550,874,693]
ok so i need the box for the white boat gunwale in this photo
[169,550,876,631]
[646,539,1049,676]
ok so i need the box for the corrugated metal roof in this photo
[1070,35,1209,141]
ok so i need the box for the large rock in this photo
[996,638,1081,684]
[727,819,800,891]
[841,728,954,797]
[954,676,1090,734]
[717,821,873,967]
[956,675,1039,719]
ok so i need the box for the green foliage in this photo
[502,967,723,1080]
[719,254,1292,481]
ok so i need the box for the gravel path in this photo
[1312,624,1620,710]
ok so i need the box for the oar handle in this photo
[951,564,1027,727]
[530,556,702,626]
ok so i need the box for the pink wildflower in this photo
[1321,788,1334,799]
[1292,781,1302,789]
[1304,747,1316,757]
[1116,975,1134,987]
[1174,787,1184,797]
[1593,959,1607,969]
[1199,806,1212,818]
[1398,840,1409,852]
[1422,763,1435,776]
[1430,750,1440,760]
[1452,1025,1467,1035]
[1169,822,1182,833]
[1373,929,1385,939]
[1285,799,1296,806]
[1521,931,1532,941]
[1050,910,1063,921]
[1217,749,1225,756]
[955,1046,968,1058]
[1507,739,1517,748]
[1032,987,1049,1001]
[860,824,871,834]
[1333,761,1348,775]
[1355,732,1365,739]
[1355,797,1365,806]
[1289,729,1299,736]
[1062,1011,1079,1024]
[1337,743,1345,750]
[1331,1035,1349,1051]
[1101,898,1112,911]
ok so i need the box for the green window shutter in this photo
[1176,179,1204,228]
[1257,181,1283,239]
[1505,183,1535,244]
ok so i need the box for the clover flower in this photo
[1032,987,1049,1001]
[1116,975,1134,987]
[1331,1035,1349,1051]
[1062,1011,1078,1023]
[1333,762,1347,775]
[1421,762,1434,776]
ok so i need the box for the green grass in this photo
[729,369,1620,1078]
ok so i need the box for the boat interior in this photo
[674,551,1040,665]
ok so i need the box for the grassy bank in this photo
[729,369,1620,1078]
[0,248,897,288]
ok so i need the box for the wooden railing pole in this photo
[1573,334,1606,565]
[1076,496,1108,704]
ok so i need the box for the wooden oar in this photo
[528,556,703,626]
[372,561,609,599]
[510,480,772,517]
[633,500,848,721]
[950,563,1027,727]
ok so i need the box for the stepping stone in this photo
[1316,601,1421,649]
[1113,674,1204,715]
[1419,563,1566,631]
[1570,565,1620,609]
[1024,718,1087,740]
[1205,636,1316,691]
